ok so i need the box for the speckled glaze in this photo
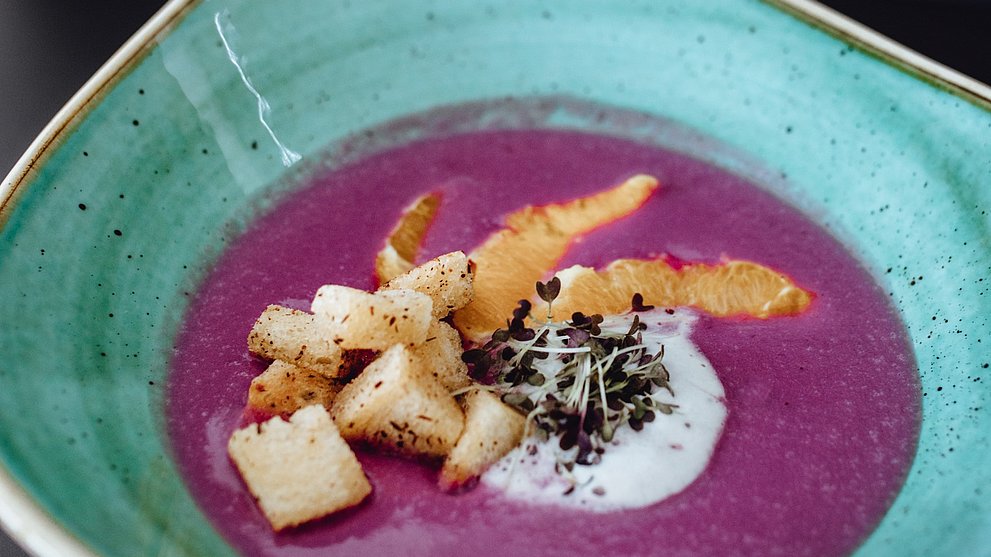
[0,1,989,557]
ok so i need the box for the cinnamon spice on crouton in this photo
[247,305,354,378]
[331,344,464,458]
[247,360,344,416]
[310,286,432,350]
[227,405,371,531]
[411,320,472,392]
[440,387,526,489]
[380,251,474,319]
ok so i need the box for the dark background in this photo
[0,1,988,556]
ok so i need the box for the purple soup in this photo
[168,104,920,557]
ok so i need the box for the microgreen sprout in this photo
[535,277,561,321]
[461,282,676,470]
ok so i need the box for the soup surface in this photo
[168,102,920,557]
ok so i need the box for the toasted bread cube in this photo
[247,305,352,377]
[331,344,464,458]
[227,405,371,531]
[440,388,526,489]
[311,286,432,350]
[247,360,343,416]
[412,320,471,392]
[381,251,474,319]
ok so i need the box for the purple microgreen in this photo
[461,348,485,364]
[631,292,655,312]
[587,315,603,336]
[519,351,535,370]
[575,430,599,465]
[560,327,591,347]
[474,278,678,473]
[512,299,532,321]
[510,323,535,342]
[468,354,492,379]
[535,277,561,304]
[508,317,525,334]
[535,276,561,320]
[626,314,647,338]
[559,427,578,451]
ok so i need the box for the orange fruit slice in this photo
[550,259,681,319]
[550,258,812,320]
[375,192,441,284]
[679,260,812,318]
[452,175,659,340]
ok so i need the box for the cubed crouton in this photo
[247,305,353,378]
[380,251,474,319]
[411,320,471,392]
[247,360,343,416]
[227,405,371,531]
[440,388,526,489]
[331,344,464,458]
[310,286,432,350]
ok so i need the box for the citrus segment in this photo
[375,192,441,284]
[550,259,682,320]
[679,260,812,318]
[550,258,812,320]
[504,174,659,236]
[452,175,659,339]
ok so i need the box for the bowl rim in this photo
[0,4,195,556]
[772,0,991,109]
[0,0,989,555]
[0,0,197,230]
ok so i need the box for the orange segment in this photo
[550,259,682,320]
[550,258,812,320]
[679,260,812,318]
[504,174,659,236]
[452,175,659,340]
[375,192,441,285]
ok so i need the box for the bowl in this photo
[1,1,989,555]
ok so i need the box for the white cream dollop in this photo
[481,309,726,511]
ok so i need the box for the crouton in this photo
[247,305,353,378]
[227,405,371,531]
[440,388,526,489]
[380,251,474,319]
[247,360,343,416]
[310,286,432,350]
[331,344,464,458]
[411,320,472,392]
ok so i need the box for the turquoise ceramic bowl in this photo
[1,1,989,555]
